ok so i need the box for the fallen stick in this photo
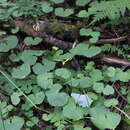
[98,36,127,44]
[8,19,128,50]
[102,57,130,66]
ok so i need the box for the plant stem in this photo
[0,69,50,114]
[114,106,130,120]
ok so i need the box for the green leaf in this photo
[104,98,118,107]
[12,64,31,79]
[21,50,45,56]
[41,2,53,13]
[77,10,88,18]
[85,61,95,71]
[87,92,98,100]
[11,92,21,105]
[11,27,19,34]
[103,85,114,95]
[24,37,42,45]
[46,84,69,106]
[74,125,92,130]
[106,67,116,77]
[0,35,18,52]
[79,77,93,88]
[28,92,45,105]
[32,63,45,74]
[12,11,23,17]
[0,0,7,3]
[70,44,101,58]
[55,8,74,17]
[0,101,13,118]
[90,69,103,82]
[55,68,71,79]
[90,106,121,129]
[46,92,69,107]
[42,114,52,121]
[51,0,64,4]
[42,59,56,72]
[76,0,90,6]
[0,116,24,130]
[9,53,21,62]
[80,28,100,43]
[0,31,6,36]
[21,52,37,65]
[26,117,39,127]
[63,98,84,120]
[37,73,53,89]
[93,83,104,93]
[115,70,129,82]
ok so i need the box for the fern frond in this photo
[101,44,124,56]
[88,0,130,24]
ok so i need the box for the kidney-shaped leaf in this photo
[55,68,71,79]
[37,73,53,89]
[76,0,90,6]
[24,37,42,45]
[0,35,18,52]
[80,28,100,43]
[70,44,101,58]
[1,116,24,130]
[55,8,74,17]
[46,92,69,107]
[41,2,53,13]
[28,92,45,105]
[12,64,31,79]
[11,92,21,105]
[90,106,121,129]
[63,98,84,120]
[46,84,69,106]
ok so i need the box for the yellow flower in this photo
[32,23,40,31]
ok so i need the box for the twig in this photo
[98,36,127,44]
[112,82,127,102]
[72,40,77,48]
[114,106,130,120]
[102,57,130,66]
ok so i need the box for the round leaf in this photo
[24,37,42,45]
[90,106,121,129]
[63,99,84,120]
[28,92,45,105]
[46,92,69,107]
[76,0,90,6]
[104,98,118,107]
[41,2,53,13]
[55,8,74,17]
[0,35,18,52]
[12,64,31,79]
[93,83,104,93]
[103,85,114,95]
[11,92,20,105]
[55,68,71,79]
[37,73,53,89]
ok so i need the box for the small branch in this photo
[114,106,130,120]
[11,20,73,50]
[112,82,127,102]
[102,57,130,66]
[2,19,127,50]
[98,36,127,44]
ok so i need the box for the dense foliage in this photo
[0,0,130,130]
